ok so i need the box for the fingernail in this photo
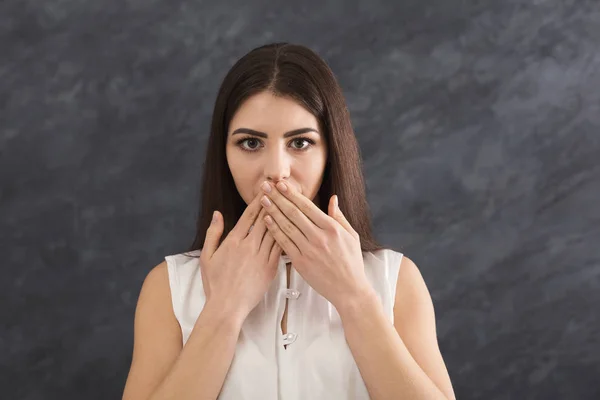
[261,181,271,193]
[261,196,272,207]
[212,211,217,223]
[277,182,287,192]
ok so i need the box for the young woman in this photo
[122,42,455,400]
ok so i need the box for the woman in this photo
[122,42,455,400]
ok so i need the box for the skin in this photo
[224,90,454,399]
[121,90,454,400]
[256,180,456,399]
[225,91,328,209]
[225,90,328,337]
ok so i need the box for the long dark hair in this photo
[186,42,388,255]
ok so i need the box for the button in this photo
[282,332,297,345]
[284,289,301,299]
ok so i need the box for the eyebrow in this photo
[231,127,320,138]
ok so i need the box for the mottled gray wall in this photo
[2,0,599,399]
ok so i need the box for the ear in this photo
[328,195,358,240]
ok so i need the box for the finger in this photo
[329,195,359,239]
[264,214,301,258]
[262,190,319,242]
[266,180,332,230]
[248,208,268,243]
[263,197,310,251]
[202,210,223,260]
[259,229,275,257]
[231,192,264,240]
[268,241,282,265]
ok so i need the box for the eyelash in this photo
[235,136,316,153]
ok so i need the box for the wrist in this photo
[335,285,381,321]
[200,300,247,331]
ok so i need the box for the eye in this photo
[238,137,261,151]
[235,136,316,153]
[290,137,315,150]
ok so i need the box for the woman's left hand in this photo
[259,180,374,309]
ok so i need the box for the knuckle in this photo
[247,208,258,220]
[329,224,342,237]
[316,235,328,249]
[289,207,301,219]
[299,202,311,215]
[324,219,337,232]
[282,222,295,236]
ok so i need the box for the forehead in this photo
[229,92,319,135]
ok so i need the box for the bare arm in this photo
[122,262,245,400]
[336,256,455,400]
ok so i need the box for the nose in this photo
[264,146,290,183]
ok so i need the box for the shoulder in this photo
[141,253,201,318]
[134,260,182,347]
[391,254,438,341]
[137,261,174,313]
[145,260,168,284]
[134,260,182,348]
[394,256,434,319]
[398,256,425,290]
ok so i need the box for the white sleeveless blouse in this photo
[165,247,403,399]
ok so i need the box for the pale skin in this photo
[258,179,455,400]
[122,91,455,399]
[225,91,328,344]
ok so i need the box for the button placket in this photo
[283,288,301,299]
[282,332,297,345]
[281,263,300,349]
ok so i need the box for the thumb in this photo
[329,195,355,236]
[203,210,223,260]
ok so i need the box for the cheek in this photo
[226,149,253,198]
[297,154,327,198]
[228,158,246,180]
[306,149,327,177]
[227,146,248,177]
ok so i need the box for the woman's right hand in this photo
[199,192,282,322]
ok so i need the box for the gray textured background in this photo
[2,0,599,399]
